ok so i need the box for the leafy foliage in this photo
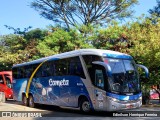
[31,0,138,29]
[0,17,160,88]
[149,0,160,18]
[24,28,48,41]
[0,28,49,70]
[37,28,92,56]
[92,18,160,86]
[4,25,32,35]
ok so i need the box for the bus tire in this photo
[22,94,28,106]
[28,95,35,108]
[80,98,91,113]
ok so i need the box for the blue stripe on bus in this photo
[13,76,94,109]
[102,53,133,59]
[106,92,142,100]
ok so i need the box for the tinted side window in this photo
[4,75,12,88]
[13,57,86,79]
[13,64,39,79]
[0,75,4,84]
[54,57,85,78]
[12,68,18,79]
[83,55,103,80]
[25,65,35,78]
[68,57,85,78]
[17,67,25,79]
[41,61,54,77]
[34,63,55,78]
[34,64,42,78]
[83,55,103,67]
[55,59,68,76]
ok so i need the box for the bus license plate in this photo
[126,104,133,108]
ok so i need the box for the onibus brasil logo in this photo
[49,78,69,87]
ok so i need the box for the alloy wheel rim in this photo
[82,101,90,112]
[29,97,33,106]
[24,97,27,105]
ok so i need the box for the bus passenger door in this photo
[91,64,107,110]
[0,75,6,96]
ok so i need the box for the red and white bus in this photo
[0,71,13,100]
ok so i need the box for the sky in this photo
[0,0,158,35]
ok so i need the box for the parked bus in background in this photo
[0,71,13,100]
[12,49,149,112]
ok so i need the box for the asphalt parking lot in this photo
[0,100,160,120]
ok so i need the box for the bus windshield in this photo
[104,58,140,94]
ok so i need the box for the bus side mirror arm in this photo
[137,64,149,78]
[92,61,112,77]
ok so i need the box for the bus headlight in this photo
[139,96,142,100]
[138,96,142,106]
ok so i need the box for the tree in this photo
[148,0,160,23]
[92,21,131,52]
[24,28,48,41]
[149,0,160,17]
[0,34,27,53]
[0,35,25,70]
[31,0,138,29]
[37,28,92,56]
[0,28,49,70]
[4,25,32,36]
[93,17,160,87]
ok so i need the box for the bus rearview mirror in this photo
[137,64,149,78]
[92,61,112,77]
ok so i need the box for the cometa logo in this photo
[49,78,69,87]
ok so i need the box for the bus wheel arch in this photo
[22,93,28,106]
[78,95,92,113]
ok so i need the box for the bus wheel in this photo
[80,98,91,113]
[22,95,28,106]
[28,95,35,108]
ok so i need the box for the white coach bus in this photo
[12,49,149,112]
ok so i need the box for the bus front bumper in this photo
[107,97,142,111]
